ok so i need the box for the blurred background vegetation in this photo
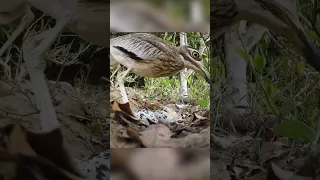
[110,0,209,32]
[211,0,320,129]
[0,8,108,86]
[139,0,210,21]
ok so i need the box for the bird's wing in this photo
[110,33,177,61]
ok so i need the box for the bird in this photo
[211,0,320,72]
[110,33,210,104]
[78,151,110,180]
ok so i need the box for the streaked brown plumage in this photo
[110,33,210,82]
[211,0,320,72]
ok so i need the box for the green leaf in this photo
[219,64,226,76]
[263,80,274,97]
[253,55,266,72]
[272,86,281,97]
[306,29,320,42]
[236,48,250,63]
[273,120,316,142]
[296,61,305,74]
[195,99,208,108]
[281,59,290,73]
[289,59,294,67]
[263,97,278,114]
[234,21,241,29]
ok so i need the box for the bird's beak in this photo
[177,45,210,84]
[183,57,211,84]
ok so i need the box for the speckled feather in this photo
[78,151,110,180]
[111,33,183,66]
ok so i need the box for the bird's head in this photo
[212,0,320,72]
[177,45,211,84]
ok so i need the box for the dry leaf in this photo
[191,113,209,126]
[260,142,290,163]
[193,113,208,121]
[141,101,161,110]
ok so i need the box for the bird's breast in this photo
[132,60,183,78]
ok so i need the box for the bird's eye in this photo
[191,51,200,60]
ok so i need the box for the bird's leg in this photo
[117,67,132,104]
[0,6,34,65]
[22,17,72,132]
